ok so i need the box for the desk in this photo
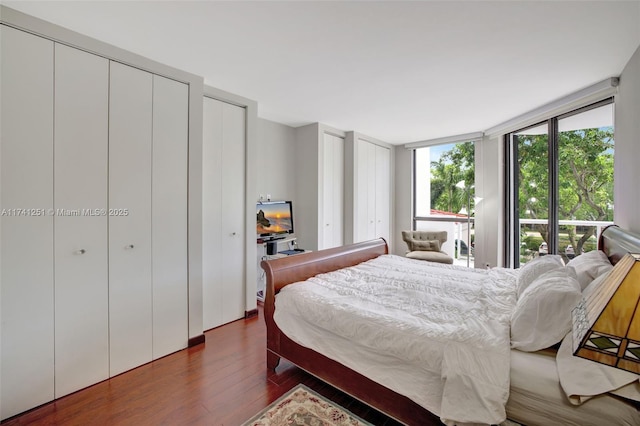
[257,238,308,300]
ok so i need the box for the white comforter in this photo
[274,254,518,425]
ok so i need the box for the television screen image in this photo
[257,201,294,237]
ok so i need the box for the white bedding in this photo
[509,349,640,426]
[274,254,518,425]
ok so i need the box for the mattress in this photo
[274,254,640,426]
[509,349,640,426]
[274,254,517,425]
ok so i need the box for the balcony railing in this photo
[414,216,613,268]
[518,218,613,264]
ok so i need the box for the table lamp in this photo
[572,253,640,374]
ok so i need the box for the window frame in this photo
[504,97,614,267]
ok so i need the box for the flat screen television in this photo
[257,201,294,240]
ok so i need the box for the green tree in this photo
[517,127,614,254]
[558,128,614,253]
[517,134,550,245]
[429,142,475,214]
[427,129,613,257]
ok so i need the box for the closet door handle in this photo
[75,249,86,255]
[231,232,236,236]
[125,244,134,249]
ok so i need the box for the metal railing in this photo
[518,218,613,264]
[414,217,612,267]
[518,218,613,239]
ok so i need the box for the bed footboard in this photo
[260,239,440,425]
[261,238,387,362]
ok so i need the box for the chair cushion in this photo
[406,250,454,264]
[401,230,448,252]
[411,239,441,252]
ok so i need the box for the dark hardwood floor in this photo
[2,307,404,425]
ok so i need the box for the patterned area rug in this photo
[242,384,373,426]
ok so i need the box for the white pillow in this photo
[516,255,565,298]
[566,250,613,290]
[511,267,581,351]
[582,268,611,299]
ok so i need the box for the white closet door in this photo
[355,140,369,243]
[202,97,246,329]
[332,135,344,247]
[375,145,390,242]
[151,75,189,359]
[0,25,55,421]
[53,44,109,397]
[202,97,224,330]
[366,141,377,240]
[322,134,335,248]
[221,102,246,323]
[322,134,344,249]
[108,61,153,376]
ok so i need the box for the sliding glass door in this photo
[512,123,550,265]
[557,102,614,258]
[507,99,614,267]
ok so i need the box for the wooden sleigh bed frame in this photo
[260,225,640,425]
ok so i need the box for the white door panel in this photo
[355,140,369,243]
[366,142,377,240]
[53,43,109,397]
[332,136,344,247]
[221,102,246,323]
[202,97,246,329]
[0,25,55,420]
[375,145,391,242]
[322,134,334,248]
[202,97,224,330]
[108,61,153,376]
[151,75,189,359]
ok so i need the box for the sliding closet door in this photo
[0,25,55,420]
[220,102,246,323]
[53,44,109,397]
[366,142,377,240]
[109,61,153,376]
[375,145,390,242]
[355,140,370,242]
[202,97,224,330]
[202,96,246,330]
[322,134,336,248]
[355,139,377,242]
[321,133,344,249]
[151,75,189,359]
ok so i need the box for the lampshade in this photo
[572,253,640,374]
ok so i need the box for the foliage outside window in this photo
[511,101,614,265]
[429,142,475,216]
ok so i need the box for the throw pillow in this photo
[412,239,441,252]
[516,255,565,298]
[511,267,581,352]
[566,250,613,290]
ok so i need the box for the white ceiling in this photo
[4,1,640,144]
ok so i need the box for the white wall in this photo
[256,118,297,202]
[474,136,502,268]
[614,44,640,234]
[393,146,412,256]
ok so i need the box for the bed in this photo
[261,225,640,425]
